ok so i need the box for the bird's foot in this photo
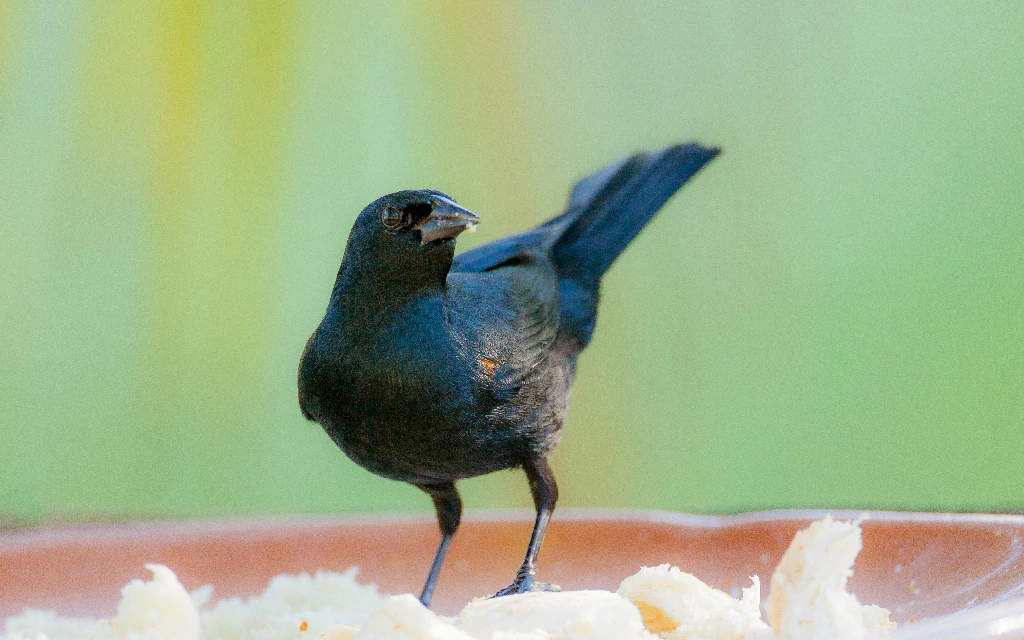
[492,571,561,598]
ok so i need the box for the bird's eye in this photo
[381,207,404,230]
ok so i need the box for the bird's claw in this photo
[492,573,561,598]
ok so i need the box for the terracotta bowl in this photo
[3,509,1024,629]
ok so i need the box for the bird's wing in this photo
[445,253,560,395]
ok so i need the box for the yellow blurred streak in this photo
[140,0,299,512]
[156,0,200,199]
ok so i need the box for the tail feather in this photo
[552,143,720,283]
[452,142,720,350]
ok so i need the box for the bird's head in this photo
[334,190,479,300]
[359,189,479,247]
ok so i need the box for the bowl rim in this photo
[3,507,1023,552]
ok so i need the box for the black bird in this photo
[298,143,720,606]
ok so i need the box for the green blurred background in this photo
[2,2,1023,523]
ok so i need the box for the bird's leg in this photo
[493,456,560,597]
[417,481,462,608]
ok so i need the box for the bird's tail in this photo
[551,143,720,283]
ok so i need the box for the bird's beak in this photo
[414,196,480,245]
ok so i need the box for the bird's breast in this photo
[300,298,523,482]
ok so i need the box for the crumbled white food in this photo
[320,625,359,640]
[457,590,654,639]
[354,595,472,639]
[617,565,767,639]
[752,516,896,640]
[3,564,198,640]
[1,517,896,640]
[200,567,385,640]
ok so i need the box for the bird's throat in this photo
[331,242,455,311]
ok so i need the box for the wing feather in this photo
[444,252,559,396]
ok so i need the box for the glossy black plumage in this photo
[298,143,720,605]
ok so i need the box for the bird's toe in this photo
[492,574,561,598]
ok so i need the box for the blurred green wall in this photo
[2,2,1023,521]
